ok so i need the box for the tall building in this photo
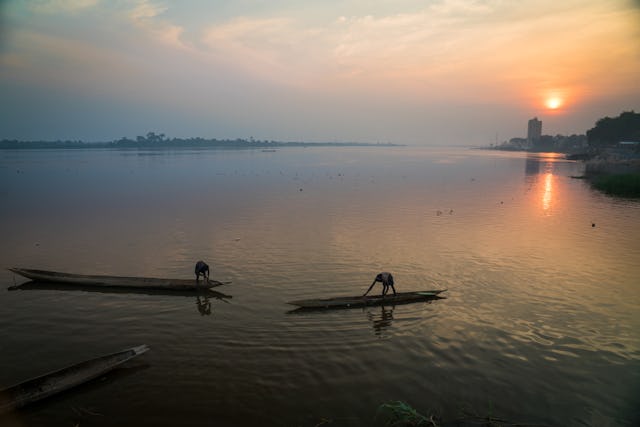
[527,117,542,146]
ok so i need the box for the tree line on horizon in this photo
[1,112,638,150]
[0,132,396,149]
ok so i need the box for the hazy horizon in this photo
[1,0,639,145]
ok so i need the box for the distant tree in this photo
[587,111,640,147]
[145,132,162,143]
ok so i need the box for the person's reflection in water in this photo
[196,295,212,316]
[366,305,394,336]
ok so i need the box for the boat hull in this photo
[9,268,227,291]
[0,345,149,413]
[287,290,447,309]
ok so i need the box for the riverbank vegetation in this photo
[0,132,399,149]
[586,111,640,148]
[375,400,549,427]
[587,172,640,197]
[580,111,640,197]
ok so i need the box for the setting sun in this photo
[546,97,562,109]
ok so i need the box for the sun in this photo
[545,97,562,110]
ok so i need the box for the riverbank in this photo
[581,156,640,198]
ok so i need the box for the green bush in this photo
[377,401,436,426]
[591,173,640,197]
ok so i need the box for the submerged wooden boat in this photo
[0,345,149,414]
[287,290,447,309]
[9,268,228,291]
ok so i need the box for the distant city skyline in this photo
[1,1,639,145]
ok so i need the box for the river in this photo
[0,146,638,426]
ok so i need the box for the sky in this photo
[1,0,639,145]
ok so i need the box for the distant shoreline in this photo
[0,138,402,150]
[477,145,581,155]
[480,145,640,197]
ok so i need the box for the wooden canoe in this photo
[287,290,447,309]
[9,268,228,291]
[0,345,149,414]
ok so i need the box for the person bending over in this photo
[363,272,396,296]
[195,260,210,282]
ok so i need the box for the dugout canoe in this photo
[287,290,447,309]
[0,345,149,414]
[9,268,228,291]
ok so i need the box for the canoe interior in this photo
[287,290,447,310]
[9,268,227,291]
[0,345,149,414]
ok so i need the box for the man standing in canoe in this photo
[363,272,396,296]
[194,260,210,282]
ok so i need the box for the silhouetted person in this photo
[363,272,396,296]
[195,260,210,282]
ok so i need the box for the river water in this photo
[0,146,638,426]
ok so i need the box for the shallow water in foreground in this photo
[0,146,638,426]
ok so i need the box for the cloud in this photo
[196,0,640,106]
[2,0,638,142]
[197,4,497,88]
[126,0,187,49]
[127,0,167,21]
[201,17,327,77]
[30,0,100,14]
[1,28,142,97]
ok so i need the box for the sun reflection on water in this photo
[543,172,553,211]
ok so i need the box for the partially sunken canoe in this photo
[0,345,149,414]
[9,268,226,291]
[287,290,447,309]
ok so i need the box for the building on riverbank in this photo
[527,117,542,147]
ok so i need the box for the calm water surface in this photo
[0,146,638,426]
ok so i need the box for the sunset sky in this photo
[1,0,639,144]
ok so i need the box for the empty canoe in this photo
[0,345,149,414]
[287,290,447,309]
[9,268,228,291]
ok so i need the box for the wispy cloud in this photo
[126,0,186,49]
[127,0,166,21]
[1,27,142,97]
[30,0,100,14]
[201,16,331,82]
[196,0,639,104]
[1,0,638,142]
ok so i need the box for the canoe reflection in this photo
[286,304,396,335]
[8,281,232,315]
[288,298,444,337]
